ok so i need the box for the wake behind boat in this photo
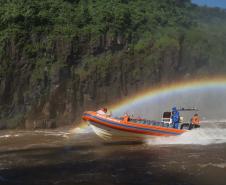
[82,109,195,141]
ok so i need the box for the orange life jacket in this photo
[123,116,129,123]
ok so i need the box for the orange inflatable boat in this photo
[82,111,188,141]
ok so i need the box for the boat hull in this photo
[89,121,152,141]
[83,111,186,141]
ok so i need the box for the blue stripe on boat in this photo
[84,113,180,136]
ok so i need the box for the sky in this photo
[192,0,226,8]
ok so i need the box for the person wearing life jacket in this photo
[171,107,180,129]
[123,113,129,123]
[189,113,200,129]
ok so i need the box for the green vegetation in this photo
[0,0,192,53]
[1,0,226,128]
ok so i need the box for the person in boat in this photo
[96,107,109,116]
[189,113,200,130]
[123,113,130,123]
[171,107,180,129]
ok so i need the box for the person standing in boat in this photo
[189,113,200,129]
[171,107,180,129]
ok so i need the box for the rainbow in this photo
[110,76,226,112]
[77,76,226,135]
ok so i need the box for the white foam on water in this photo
[0,134,11,138]
[201,119,226,124]
[0,134,20,138]
[146,127,226,145]
[33,130,71,138]
[70,126,92,134]
[199,163,226,169]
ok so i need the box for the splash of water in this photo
[146,126,226,145]
[199,163,226,169]
[0,134,19,138]
[70,126,92,134]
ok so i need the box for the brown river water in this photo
[0,122,226,185]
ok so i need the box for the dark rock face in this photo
[0,121,7,130]
[25,119,56,129]
[0,31,225,129]
[0,32,221,129]
[0,35,136,128]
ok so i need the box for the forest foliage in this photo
[0,0,225,72]
[0,0,192,52]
